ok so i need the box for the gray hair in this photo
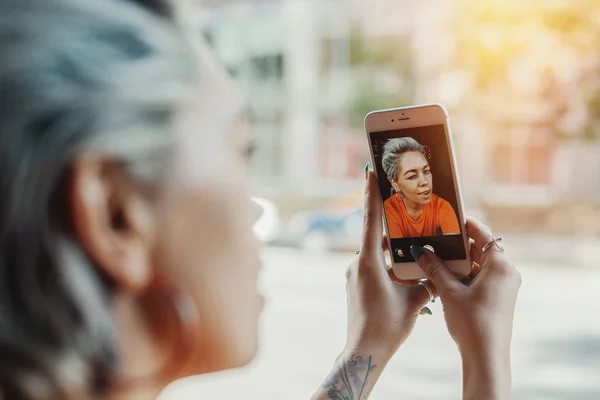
[381,137,426,182]
[0,0,197,398]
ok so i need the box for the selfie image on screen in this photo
[370,125,467,263]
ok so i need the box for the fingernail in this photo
[424,307,433,315]
[364,162,370,181]
[410,244,425,263]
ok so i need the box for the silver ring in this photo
[418,281,435,303]
[482,235,504,253]
[354,250,360,255]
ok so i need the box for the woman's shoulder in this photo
[431,193,452,209]
[384,195,400,212]
[384,195,395,206]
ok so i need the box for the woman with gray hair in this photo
[0,0,265,398]
[382,137,460,238]
[0,0,521,399]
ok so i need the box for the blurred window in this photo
[249,54,284,81]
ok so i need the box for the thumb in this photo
[361,167,383,255]
[410,245,462,294]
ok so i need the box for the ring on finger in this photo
[418,281,435,303]
[482,235,504,253]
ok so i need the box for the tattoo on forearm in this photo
[322,354,377,400]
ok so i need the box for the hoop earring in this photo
[110,274,199,391]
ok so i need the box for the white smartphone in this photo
[364,104,472,280]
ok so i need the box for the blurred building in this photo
[199,0,415,200]
[197,0,600,222]
[413,1,600,210]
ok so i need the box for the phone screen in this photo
[369,124,467,264]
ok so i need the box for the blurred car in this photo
[278,207,364,252]
[252,197,283,244]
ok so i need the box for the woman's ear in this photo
[389,178,400,193]
[70,155,156,293]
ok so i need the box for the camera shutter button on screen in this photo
[423,245,435,253]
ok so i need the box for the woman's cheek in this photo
[405,180,417,194]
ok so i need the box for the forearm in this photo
[311,346,391,400]
[461,347,511,400]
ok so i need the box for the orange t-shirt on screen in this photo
[384,193,460,238]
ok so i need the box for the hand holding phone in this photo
[365,104,471,280]
[343,169,434,359]
[413,217,521,400]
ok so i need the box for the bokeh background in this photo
[160,1,600,399]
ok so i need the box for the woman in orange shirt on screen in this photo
[382,137,460,238]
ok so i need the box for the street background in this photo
[164,0,600,398]
[160,247,600,400]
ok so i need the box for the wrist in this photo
[341,340,395,367]
[318,346,385,400]
[345,327,405,363]
[459,337,511,367]
[461,343,511,400]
